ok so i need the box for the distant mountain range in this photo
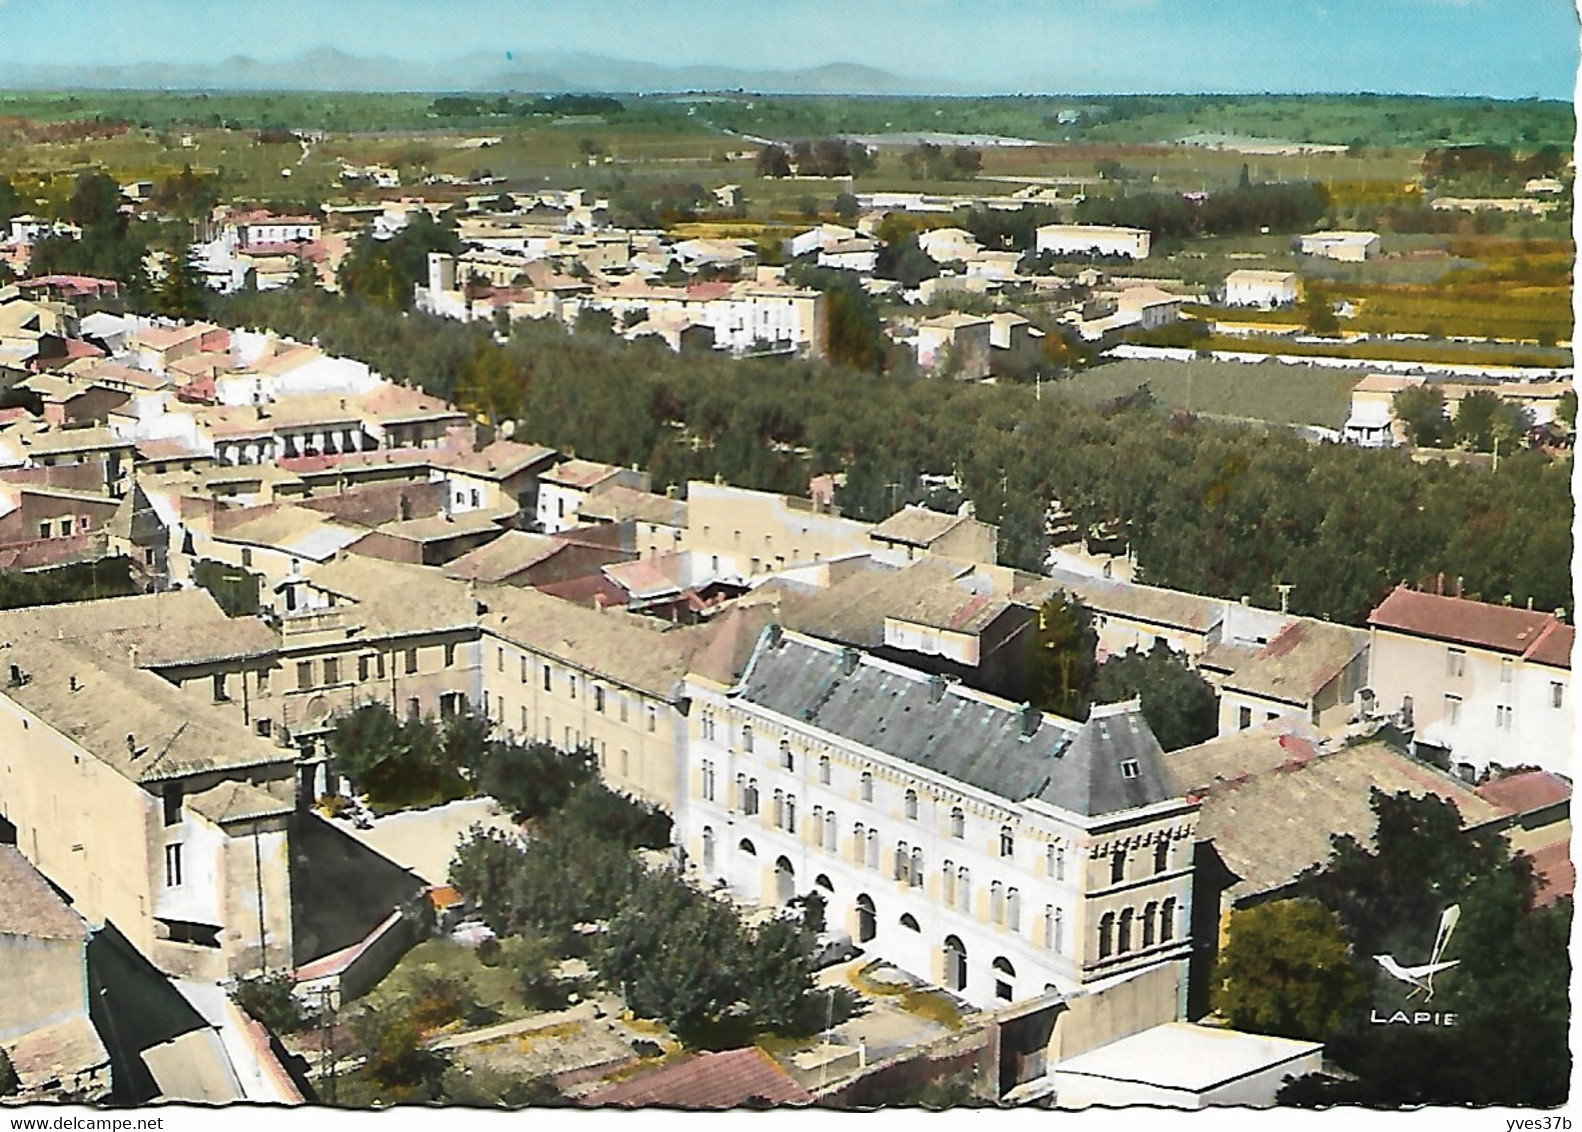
[0,49,967,95]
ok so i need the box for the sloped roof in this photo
[1164,728,1502,902]
[306,554,479,639]
[185,780,293,826]
[0,844,88,941]
[869,504,967,548]
[1474,769,1572,817]
[574,484,687,527]
[1220,618,1366,706]
[1370,587,1569,663]
[543,458,625,489]
[214,504,365,561]
[1019,570,1226,635]
[1526,839,1575,907]
[441,439,560,480]
[580,1047,811,1109]
[442,529,561,583]
[736,631,1178,818]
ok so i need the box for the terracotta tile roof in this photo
[1474,769,1572,816]
[1370,586,1568,664]
[1526,839,1575,907]
[579,1048,811,1109]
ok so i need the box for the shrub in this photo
[231,973,308,1034]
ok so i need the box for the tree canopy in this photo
[1213,899,1366,1041]
[1092,646,1218,750]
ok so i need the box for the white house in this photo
[678,627,1198,1012]
[1036,225,1151,260]
[1221,270,1299,309]
[1297,231,1380,262]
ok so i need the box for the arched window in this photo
[904,789,919,820]
[824,810,838,852]
[1160,897,1176,943]
[910,846,923,888]
[1046,906,1064,954]
[990,881,1005,925]
[950,807,965,838]
[739,838,757,856]
[1007,888,1021,933]
[786,795,797,835]
[944,935,967,992]
[1143,901,1158,948]
[860,771,874,803]
[773,789,785,828]
[744,779,760,816]
[735,773,746,810]
[957,867,971,913]
[894,841,909,882]
[900,913,921,932]
[815,874,834,892]
[866,829,880,869]
[812,804,823,834]
[856,894,877,943]
[702,826,715,870]
[853,822,866,864]
[943,861,956,905]
[1110,848,1126,884]
[780,739,794,771]
[992,957,1015,1002]
[999,825,1015,858]
[1056,845,1066,882]
[742,724,754,753]
[1098,911,1115,959]
[1154,839,1170,874]
[1118,907,1135,953]
[819,754,831,785]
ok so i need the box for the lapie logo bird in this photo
[1374,905,1460,1001]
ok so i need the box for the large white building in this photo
[678,627,1197,1011]
[1221,270,1299,309]
[1035,225,1151,261]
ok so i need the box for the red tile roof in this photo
[1370,586,1570,665]
[1525,840,1575,908]
[1474,769,1572,816]
[579,1048,811,1109]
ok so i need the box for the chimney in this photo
[7,663,23,686]
[128,644,139,668]
[126,733,137,757]
[594,593,607,612]
[929,672,947,704]
[766,623,784,649]
[839,646,859,676]
[68,674,78,692]
[1240,595,1250,607]
[1019,702,1040,738]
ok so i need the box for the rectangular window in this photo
[620,697,629,723]
[376,653,385,680]
[1501,657,1513,684]
[1445,694,1461,725]
[162,783,183,826]
[521,657,528,684]
[569,675,577,700]
[521,706,529,734]
[296,661,313,691]
[595,686,605,713]
[37,521,50,539]
[445,643,457,668]
[212,672,229,702]
[164,843,183,887]
[1553,682,1565,709]
[1447,648,1466,678]
[497,647,504,673]
[405,648,419,675]
[648,706,657,733]
[358,655,370,682]
[543,664,552,692]
[1238,706,1251,730]
[322,657,340,685]
[257,666,270,691]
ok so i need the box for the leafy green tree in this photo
[1557,389,1576,431]
[231,973,308,1033]
[0,1047,18,1096]
[1300,283,1339,336]
[833,192,860,222]
[601,870,746,1033]
[1282,791,1572,1108]
[0,175,21,228]
[874,232,941,290]
[349,1006,451,1096]
[1092,646,1218,750]
[1213,899,1366,1040]
[66,171,124,234]
[1025,596,1097,719]
[495,933,569,1010]
[1451,390,1529,453]
[742,914,815,1033]
[1392,386,1448,447]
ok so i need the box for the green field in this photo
[1054,356,1364,429]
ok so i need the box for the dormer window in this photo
[1120,759,1140,780]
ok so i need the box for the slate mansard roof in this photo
[732,629,1181,818]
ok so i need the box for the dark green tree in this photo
[1392,386,1448,447]
[1025,596,1097,719]
[742,914,815,1033]
[1213,899,1366,1040]
[1092,646,1218,750]
[155,238,210,321]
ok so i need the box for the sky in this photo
[0,0,1576,97]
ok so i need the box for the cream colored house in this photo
[0,592,296,983]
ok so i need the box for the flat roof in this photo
[1052,1023,1321,1093]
